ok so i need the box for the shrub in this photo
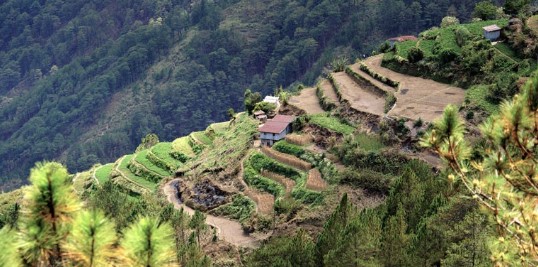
[440,16,460,28]
[340,168,394,195]
[249,153,302,181]
[384,92,397,113]
[273,141,305,157]
[473,1,498,20]
[455,26,472,47]
[358,63,399,88]
[407,47,424,63]
[330,56,349,72]
[379,41,391,53]
[438,49,459,64]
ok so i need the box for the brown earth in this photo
[362,55,465,122]
[319,79,340,106]
[306,168,327,191]
[288,87,324,115]
[332,72,385,116]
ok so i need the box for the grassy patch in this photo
[354,132,385,152]
[395,40,417,58]
[494,43,521,62]
[171,137,195,157]
[465,84,499,115]
[118,155,157,190]
[272,141,306,158]
[150,142,184,169]
[209,121,230,133]
[309,114,355,135]
[95,163,114,184]
[191,131,213,145]
[133,150,171,177]
[418,40,435,58]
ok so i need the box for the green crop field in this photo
[151,142,183,167]
[418,40,435,58]
[133,150,171,177]
[395,40,418,58]
[118,155,157,190]
[309,114,355,135]
[172,136,195,156]
[94,163,114,184]
[210,121,230,133]
[192,131,213,145]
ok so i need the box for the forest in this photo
[0,0,488,189]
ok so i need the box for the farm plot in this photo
[331,72,385,116]
[319,79,339,106]
[288,87,324,114]
[306,168,327,191]
[364,54,465,122]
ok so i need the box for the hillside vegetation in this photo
[0,0,485,189]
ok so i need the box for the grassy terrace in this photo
[209,121,230,133]
[133,150,170,177]
[395,19,509,59]
[151,142,183,167]
[94,163,113,184]
[118,155,157,190]
[191,131,213,145]
[309,114,355,135]
[172,136,195,156]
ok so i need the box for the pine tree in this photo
[315,193,353,265]
[18,162,80,266]
[380,204,411,267]
[121,217,176,267]
[324,210,381,267]
[421,73,538,264]
[189,210,207,246]
[62,210,118,266]
[0,226,22,267]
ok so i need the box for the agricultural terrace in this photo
[288,87,324,114]
[393,19,509,59]
[308,113,355,135]
[363,55,465,122]
[94,163,114,184]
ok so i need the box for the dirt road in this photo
[163,179,260,248]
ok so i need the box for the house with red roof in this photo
[259,115,296,146]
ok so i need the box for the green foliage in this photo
[244,89,262,114]
[385,92,397,113]
[63,210,118,266]
[253,102,277,114]
[455,26,472,47]
[407,47,424,63]
[0,227,22,267]
[18,162,81,266]
[121,217,176,267]
[504,0,530,15]
[473,1,499,20]
[247,229,316,267]
[210,194,254,222]
[316,194,353,263]
[243,165,285,198]
[272,141,305,158]
[118,155,158,191]
[396,41,418,59]
[94,163,114,184]
[136,133,160,153]
[330,56,349,72]
[249,153,302,182]
[441,16,460,28]
[340,168,394,194]
[308,114,355,135]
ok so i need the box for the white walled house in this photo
[483,25,501,41]
[259,115,295,146]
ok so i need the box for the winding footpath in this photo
[163,179,260,248]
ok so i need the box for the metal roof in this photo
[483,25,501,32]
[272,115,296,123]
[259,121,289,134]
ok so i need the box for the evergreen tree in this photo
[246,229,315,267]
[0,226,22,267]
[380,205,411,267]
[121,217,176,267]
[189,210,208,246]
[62,210,118,266]
[18,162,80,266]
[315,193,353,265]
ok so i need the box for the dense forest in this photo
[0,0,488,188]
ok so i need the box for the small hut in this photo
[483,25,501,41]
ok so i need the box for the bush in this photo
[249,153,302,181]
[340,168,393,195]
[438,49,459,64]
[379,41,392,53]
[440,16,460,28]
[384,92,397,113]
[473,1,498,20]
[243,166,284,197]
[455,26,472,47]
[273,141,305,157]
[407,47,424,63]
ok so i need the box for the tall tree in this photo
[18,162,80,266]
[62,210,118,267]
[121,217,176,267]
[189,210,208,246]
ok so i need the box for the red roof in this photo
[259,121,289,134]
[272,115,296,123]
[387,35,418,42]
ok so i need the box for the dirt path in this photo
[238,154,275,215]
[288,87,324,115]
[362,55,465,122]
[319,79,339,106]
[163,179,260,248]
[332,72,385,116]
